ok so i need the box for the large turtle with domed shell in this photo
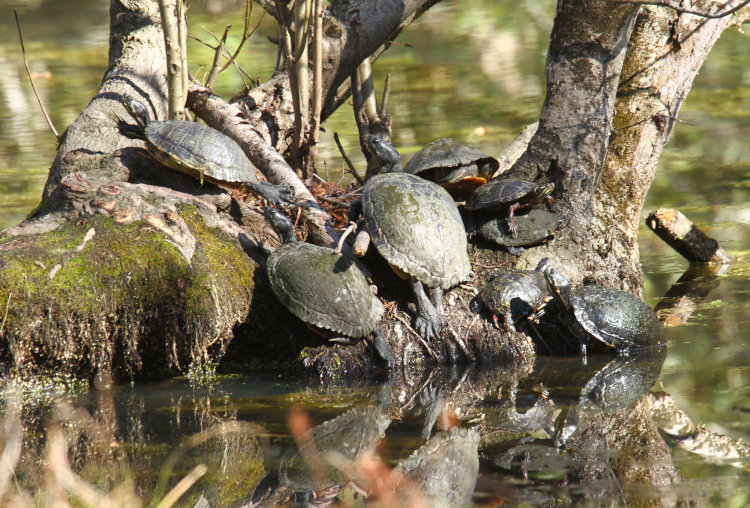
[350,135,472,343]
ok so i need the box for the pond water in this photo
[0,0,749,506]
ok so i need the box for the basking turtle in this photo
[264,208,394,368]
[120,96,294,207]
[475,259,548,332]
[404,137,499,197]
[542,260,666,358]
[352,135,472,341]
[477,209,569,255]
[466,178,554,235]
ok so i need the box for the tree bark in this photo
[507,0,741,295]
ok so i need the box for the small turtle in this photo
[542,260,666,358]
[120,96,294,207]
[404,137,499,197]
[264,208,394,368]
[466,178,554,234]
[350,135,472,342]
[477,209,569,255]
[475,259,548,332]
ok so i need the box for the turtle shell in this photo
[467,178,550,212]
[266,241,384,338]
[362,172,471,290]
[479,209,568,248]
[404,138,499,195]
[144,119,259,187]
[571,285,666,351]
[480,269,547,320]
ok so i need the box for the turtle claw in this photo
[268,183,295,208]
[415,314,444,340]
[251,181,295,208]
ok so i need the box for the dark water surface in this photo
[0,0,749,505]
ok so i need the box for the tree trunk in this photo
[507,0,737,296]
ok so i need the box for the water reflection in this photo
[1,353,682,505]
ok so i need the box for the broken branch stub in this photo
[646,208,732,263]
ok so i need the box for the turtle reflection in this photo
[554,348,667,448]
[394,426,480,508]
[251,406,390,505]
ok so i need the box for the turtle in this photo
[404,137,499,197]
[474,258,549,332]
[350,135,472,342]
[119,96,294,207]
[264,207,394,368]
[541,260,666,358]
[466,178,554,235]
[477,209,569,256]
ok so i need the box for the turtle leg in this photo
[508,203,525,237]
[578,337,588,365]
[372,329,395,370]
[410,278,444,340]
[245,180,295,208]
[431,287,444,314]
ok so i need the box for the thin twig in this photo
[13,10,58,140]
[335,222,357,253]
[205,25,231,88]
[393,313,438,360]
[609,0,750,18]
[380,73,392,120]
[177,0,189,106]
[334,132,365,185]
[317,194,350,207]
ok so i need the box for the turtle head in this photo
[264,207,297,245]
[534,182,554,200]
[120,96,151,133]
[555,215,571,233]
[366,134,402,175]
[542,263,573,311]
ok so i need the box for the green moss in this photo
[0,206,258,379]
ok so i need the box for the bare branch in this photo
[205,25,231,89]
[158,0,186,119]
[311,0,324,147]
[609,0,750,18]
